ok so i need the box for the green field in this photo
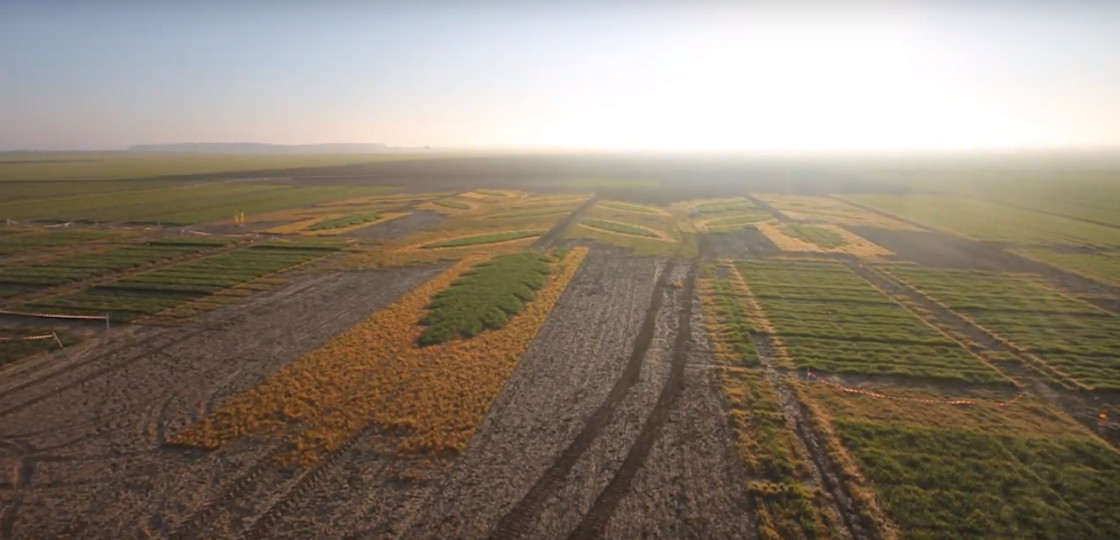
[884,266,1120,389]
[739,260,1005,383]
[598,200,663,214]
[432,198,472,209]
[25,243,338,321]
[1015,249,1120,286]
[419,252,553,345]
[848,193,1120,246]
[0,238,231,300]
[0,229,119,256]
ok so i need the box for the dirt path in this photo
[0,265,445,539]
[532,196,598,250]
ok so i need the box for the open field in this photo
[1,152,1118,539]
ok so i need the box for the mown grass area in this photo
[884,266,1120,389]
[779,224,848,249]
[432,198,472,210]
[0,237,232,300]
[418,252,554,345]
[738,259,1005,383]
[419,230,541,249]
[0,182,393,225]
[705,274,760,366]
[307,212,381,231]
[581,218,659,238]
[0,229,119,256]
[836,420,1120,539]
[847,193,1120,246]
[25,243,338,321]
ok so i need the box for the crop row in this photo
[174,248,588,462]
[757,194,920,230]
[1015,249,1120,287]
[884,266,1120,389]
[597,200,663,214]
[0,238,230,299]
[737,260,1005,383]
[580,218,660,238]
[25,244,334,321]
[778,224,848,248]
[756,222,891,257]
[419,230,541,249]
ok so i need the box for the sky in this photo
[2,2,1119,152]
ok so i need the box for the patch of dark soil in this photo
[701,229,779,259]
[343,211,445,239]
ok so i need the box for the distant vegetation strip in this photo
[432,198,472,209]
[598,200,663,214]
[581,218,660,238]
[420,230,541,249]
[419,252,553,345]
[473,189,508,197]
[695,197,756,214]
[307,212,381,231]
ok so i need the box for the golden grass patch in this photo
[757,221,892,257]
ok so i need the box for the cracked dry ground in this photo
[0,250,755,539]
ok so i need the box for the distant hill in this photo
[127,143,391,154]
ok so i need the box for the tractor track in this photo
[487,257,675,540]
[565,263,697,539]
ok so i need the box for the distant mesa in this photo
[126,142,391,154]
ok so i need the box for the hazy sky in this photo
[3,2,1119,152]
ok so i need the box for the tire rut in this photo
[486,257,675,540]
[531,196,598,250]
[565,263,697,539]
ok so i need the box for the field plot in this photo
[803,382,1119,539]
[682,197,773,233]
[1015,248,1120,287]
[846,194,1120,246]
[0,228,119,257]
[882,266,1120,390]
[754,194,920,230]
[739,259,1005,383]
[598,199,665,215]
[0,237,231,301]
[757,221,892,257]
[0,181,393,226]
[25,242,339,321]
[698,266,840,539]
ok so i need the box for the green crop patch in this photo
[432,198,471,210]
[0,328,80,366]
[779,224,848,248]
[0,229,118,256]
[884,266,1120,389]
[580,218,660,238]
[473,189,507,197]
[307,212,381,231]
[418,252,553,345]
[420,231,541,249]
[25,246,329,321]
[835,421,1120,539]
[695,197,756,214]
[1016,249,1120,287]
[736,260,1005,383]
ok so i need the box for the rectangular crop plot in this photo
[836,421,1120,539]
[0,229,117,256]
[0,238,229,299]
[737,259,1004,383]
[25,244,336,321]
[884,266,1120,389]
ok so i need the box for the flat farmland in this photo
[1,152,1118,539]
